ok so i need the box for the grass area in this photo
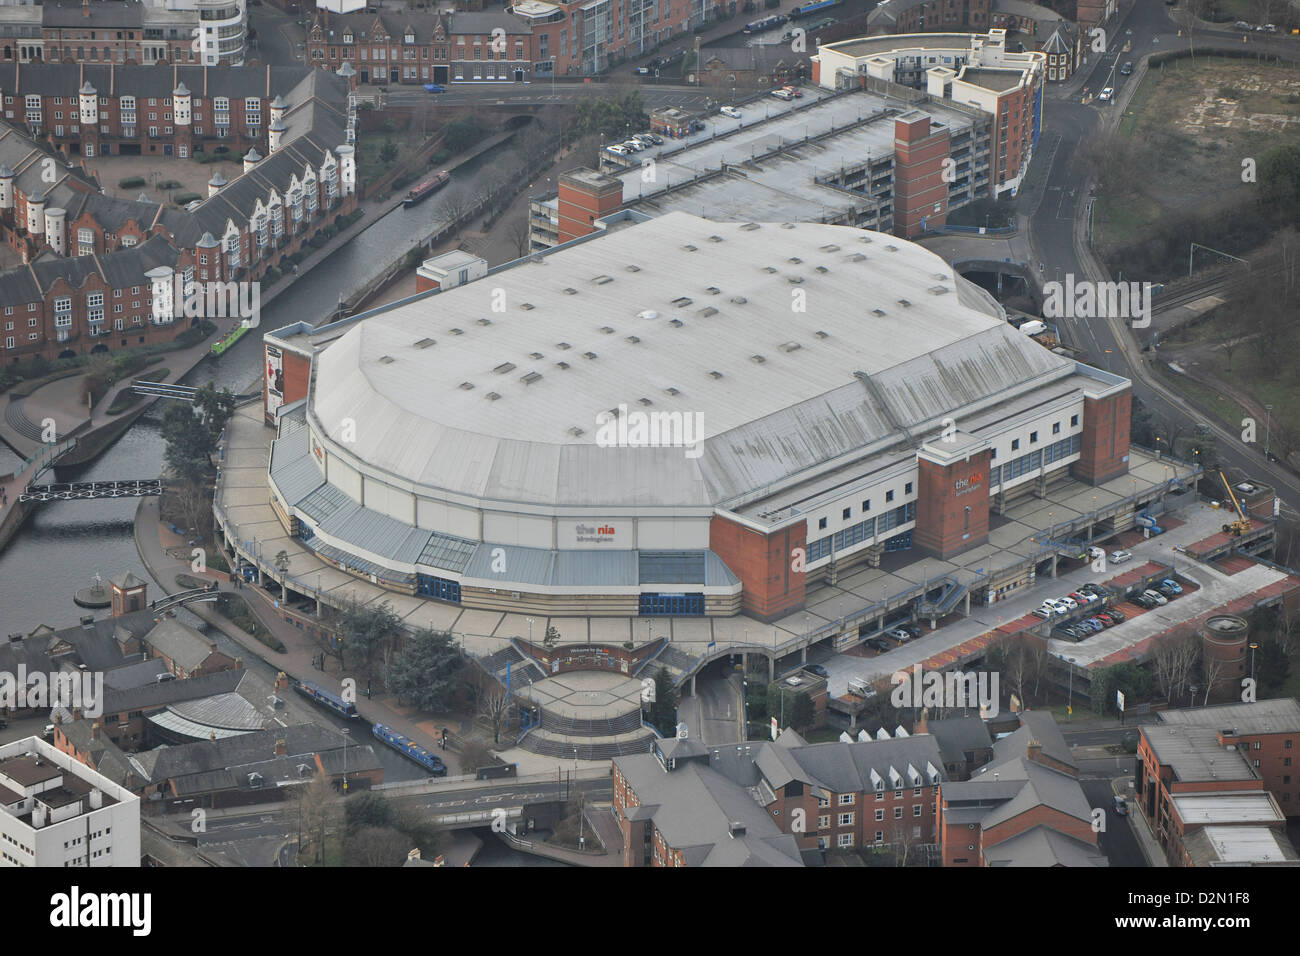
[801,726,846,743]
[1172,338,1300,439]
[1153,361,1252,431]
[1098,56,1300,254]
[355,126,424,186]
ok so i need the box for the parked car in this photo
[1086,617,1109,631]
[1059,596,1079,610]
[423,83,446,93]
[866,638,893,652]
[1042,600,1068,616]
[1060,625,1088,640]
[782,85,804,98]
[1113,795,1128,816]
[720,105,743,119]
[622,139,646,151]
[804,663,829,678]
[1098,610,1125,625]
[771,88,794,100]
[900,622,922,639]
[1098,86,1114,101]
[1161,578,1183,595]
[1110,549,1132,564]
[1131,594,1155,609]
[1157,584,1179,599]
[1234,20,1251,29]
[606,144,632,155]
[636,66,650,74]
[887,628,912,642]
[633,132,659,145]
[1078,583,1107,598]
[1142,589,1168,606]
[1033,608,1053,620]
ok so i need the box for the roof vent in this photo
[787,276,804,284]
[556,342,571,350]
[671,297,692,307]
[459,382,475,391]
[637,310,658,320]
[820,243,841,252]
[750,354,766,364]
[626,335,641,344]
[682,244,697,252]
[413,337,436,349]
[815,266,829,274]
[626,264,641,272]
[762,266,778,274]
[729,295,747,305]
[934,273,950,281]
[486,392,501,401]
[563,287,578,295]
[520,302,535,310]
[568,426,585,436]
[780,222,796,230]
[698,307,718,318]
[669,319,684,328]
[709,370,723,379]
[885,244,899,252]
[477,318,492,326]
[708,234,724,243]
[788,257,802,264]
[530,352,544,360]
[378,355,395,364]
[706,286,721,295]
[592,275,613,285]
[520,371,542,385]
[859,235,873,243]
[556,361,570,370]
[449,327,464,335]
[815,330,829,339]
[779,341,802,353]
[740,222,760,231]
[897,299,912,308]
[637,397,653,406]
[494,362,516,374]
[583,351,597,360]
[846,253,867,263]
[928,285,949,295]
[664,386,680,396]
[600,326,615,334]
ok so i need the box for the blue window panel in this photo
[417,574,461,604]
[884,530,913,552]
[639,592,704,616]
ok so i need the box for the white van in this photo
[847,677,873,698]
[1019,319,1048,336]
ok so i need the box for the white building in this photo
[0,737,140,868]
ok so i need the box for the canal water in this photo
[0,144,515,635]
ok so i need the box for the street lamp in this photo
[1066,657,1076,719]
[527,617,534,643]
[1250,642,1259,683]
[341,727,350,793]
[1264,405,1272,460]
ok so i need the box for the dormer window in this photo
[343,32,354,43]
[405,31,415,44]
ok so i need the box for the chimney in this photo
[91,721,101,740]
[235,657,244,670]
[82,0,90,18]
[274,738,288,756]
[209,640,217,653]
[88,789,102,809]
[275,671,289,691]
[1026,738,1042,764]
[209,731,217,741]
[72,707,83,721]
[54,712,63,726]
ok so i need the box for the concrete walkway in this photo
[133,490,474,774]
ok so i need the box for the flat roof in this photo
[1158,699,1300,736]
[1171,792,1282,825]
[1144,726,1258,783]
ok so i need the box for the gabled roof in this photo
[142,618,227,673]
[984,824,1108,866]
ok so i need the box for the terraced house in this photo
[0,63,358,363]
[307,10,532,86]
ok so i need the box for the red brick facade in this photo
[556,173,623,244]
[914,448,990,559]
[892,111,950,238]
[709,514,806,622]
[1073,390,1131,484]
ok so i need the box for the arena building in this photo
[253,211,1135,623]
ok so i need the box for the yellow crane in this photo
[1219,473,1252,537]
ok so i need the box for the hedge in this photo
[119,176,146,189]
[174,192,202,205]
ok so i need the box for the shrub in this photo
[158,179,183,190]
[263,266,282,283]
[119,176,146,189]
[174,192,202,205]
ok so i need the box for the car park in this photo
[1143,589,1168,606]
[1161,578,1183,595]
[720,106,742,118]
[1110,549,1132,564]
[804,663,829,678]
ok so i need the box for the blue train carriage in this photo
[372,723,448,776]
[293,680,360,719]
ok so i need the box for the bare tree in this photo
[439,186,472,235]
[345,825,411,867]
[293,773,338,867]
[479,683,512,745]
[1201,654,1229,706]
[891,822,926,867]
[506,216,533,259]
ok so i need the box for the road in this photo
[385,82,719,112]
[680,669,744,745]
[1027,0,1300,515]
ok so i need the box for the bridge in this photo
[151,585,220,613]
[131,381,261,405]
[19,478,162,503]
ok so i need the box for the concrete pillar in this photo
[767,655,774,681]
[690,674,696,695]
[315,594,322,616]
[1050,553,1058,578]
[800,646,807,663]
[964,591,971,616]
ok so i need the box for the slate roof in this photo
[57,720,140,790]
[133,723,360,789]
[983,824,1108,866]
[755,734,946,795]
[102,658,172,692]
[101,668,246,717]
[924,715,993,767]
[142,618,227,673]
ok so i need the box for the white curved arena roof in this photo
[311,213,1074,509]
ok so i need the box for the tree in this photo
[293,772,337,866]
[1151,631,1200,704]
[344,825,410,867]
[506,216,533,259]
[442,114,485,153]
[479,683,512,745]
[380,139,398,165]
[458,738,494,775]
[160,383,235,484]
[789,691,815,732]
[647,666,677,736]
[274,549,290,590]
[344,792,397,834]
[333,600,404,683]
[384,627,464,712]
[172,479,210,540]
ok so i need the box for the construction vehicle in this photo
[1219,473,1252,536]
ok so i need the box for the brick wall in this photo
[1073,390,1131,484]
[892,112,950,238]
[914,449,990,559]
[709,515,806,621]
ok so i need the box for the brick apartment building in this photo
[1137,700,1300,865]
[937,711,1106,866]
[0,64,359,363]
[867,0,992,35]
[307,10,533,87]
